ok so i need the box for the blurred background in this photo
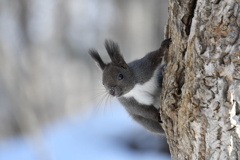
[0,0,170,159]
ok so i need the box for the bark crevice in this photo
[181,0,198,35]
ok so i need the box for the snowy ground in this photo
[0,101,171,160]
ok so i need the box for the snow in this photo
[0,100,171,160]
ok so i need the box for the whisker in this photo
[91,88,106,91]
[89,88,116,116]
[92,91,109,114]
[103,92,110,113]
[84,90,107,108]
[80,87,105,93]
[109,95,112,108]
[90,91,106,100]
[107,94,113,113]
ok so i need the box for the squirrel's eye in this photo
[118,74,123,80]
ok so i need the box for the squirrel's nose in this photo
[109,88,115,96]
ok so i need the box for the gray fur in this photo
[88,38,171,135]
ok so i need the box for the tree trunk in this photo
[161,0,240,159]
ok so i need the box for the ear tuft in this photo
[104,39,128,68]
[88,48,106,71]
[104,39,120,58]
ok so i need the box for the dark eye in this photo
[118,74,123,80]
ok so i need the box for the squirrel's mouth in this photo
[107,90,122,97]
[107,87,123,97]
[115,92,124,97]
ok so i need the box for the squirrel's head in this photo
[89,40,134,97]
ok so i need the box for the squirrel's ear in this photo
[88,49,106,71]
[104,39,128,69]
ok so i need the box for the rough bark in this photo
[160,0,240,159]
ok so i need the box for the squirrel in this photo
[88,38,171,135]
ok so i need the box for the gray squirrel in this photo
[89,38,171,135]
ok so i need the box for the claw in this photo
[161,38,172,48]
[158,115,163,124]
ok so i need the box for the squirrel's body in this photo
[122,56,165,109]
[89,39,171,135]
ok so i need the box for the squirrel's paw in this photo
[161,38,172,48]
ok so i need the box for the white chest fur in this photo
[122,67,161,109]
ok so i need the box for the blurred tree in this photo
[161,0,240,159]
